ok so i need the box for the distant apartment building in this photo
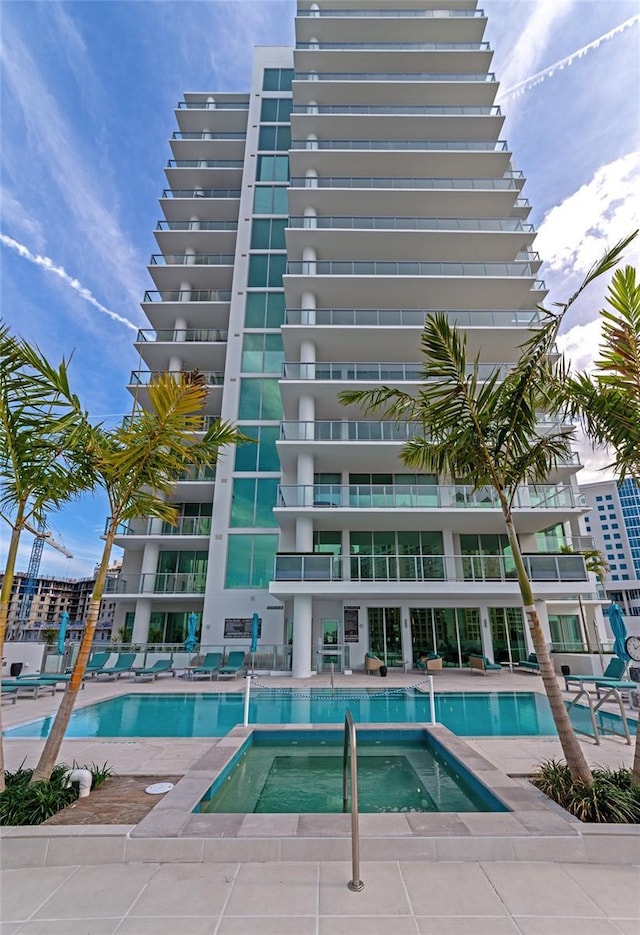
[110,0,603,674]
[581,478,640,620]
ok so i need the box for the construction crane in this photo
[13,517,73,639]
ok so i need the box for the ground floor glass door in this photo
[410,608,482,666]
[489,608,526,665]
[368,607,402,666]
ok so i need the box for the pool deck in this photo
[1,670,639,931]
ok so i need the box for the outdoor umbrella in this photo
[250,613,260,673]
[184,612,199,653]
[57,612,69,655]
[607,602,630,664]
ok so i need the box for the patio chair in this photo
[217,651,246,679]
[17,672,85,690]
[191,652,222,680]
[132,659,174,681]
[70,652,110,678]
[364,653,384,675]
[95,652,137,680]
[1,679,57,699]
[1,685,18,704]
[564,657,627,691]
[468,653,502,675]
[416,652,443,673]
[518,653,540,673]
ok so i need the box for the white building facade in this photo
[111,0,601,676]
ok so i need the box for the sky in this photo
[1,0,639,578]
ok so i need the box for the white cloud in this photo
[536,152,640,282]
[0,189,46,252]
[1,233,138,332]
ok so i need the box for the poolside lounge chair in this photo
[364,653,384,675]
[69,652,111,678]
[468,653,502,675]
[1,679,56,699]
[217,651,246,679]
[132,659,174,681]
[191,652,222,680]
[416,653,443,673]
[564,657,627,691]
[518,653,540,673]
[95,652,137,680]
[1,686,18,704]
[17,672,85,690]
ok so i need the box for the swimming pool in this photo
[6,688,633,739]
[196,728,508,814]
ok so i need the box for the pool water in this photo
[197,731,506,814]
[6,688,632,739]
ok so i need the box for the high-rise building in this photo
[111,0,601,675]
[581,478,640,620]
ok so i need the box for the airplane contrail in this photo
[1,232,138,332]
[498,15,640,101]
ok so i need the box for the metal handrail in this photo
[343,711,364,892]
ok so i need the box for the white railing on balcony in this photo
[286,261,538,278]
[276,483,582,510]
[292,104,501,116]
[280,420,421,441]
[296,41,491,51]
[149,254,235,266]
[105,572,207,594]
[288,216,534,233]
[136,328,228,343]
[129,370,224,386]
[273,552,588,583]
[291,139,508,152]
[114,516,212,537]
[290,176,522,191]
[143,289,232,302]
[161,189,241,199]
[156,220,238,232]
[295,72,496,83]
[283,308,542,327]
[281,361,510,381]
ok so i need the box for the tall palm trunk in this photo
[30,526,117,784]
[504,514,592,785]
[0,506,25,792]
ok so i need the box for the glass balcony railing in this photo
[290,176,520,191]
[149,254,234,266]
[155,220,238,232]
[177,101,249,110]
[172,132,247,140]
[288,217,534,233]
[296,8,485,18]
[291,139,509,151]
[281,361,510,381]
[286,260,538,277]
[273,552,587,583]
[280,420,421,441]
[105,573,207,594]
[295,72,497,82]
[143,290,232,302]
[161,189,241,199]
[277,483,582,510]
[283,308,543,327]
[292,104,501,116]
[114,516,212,537]
[167,160,244,168]
[177,465,217,482]
[296,41,491,51]
[129,370,224,386]
[136,328,228,343]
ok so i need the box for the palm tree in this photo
[0,325,94,791]
[30,372,243,783]
[340,238,634,786]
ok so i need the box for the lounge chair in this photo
[364,653,384,675]
[564,657,627,691]
[217,651,246,679]
[518,653,540,673]
[17,672,85,690]
[1,686,18,704]
[132,659,174,681]
[68,652,111,678]
[95,652,137,680]
[416,652,443,673]
[1,679,56,699]
[191,652,222,680]
[468,653,502,675]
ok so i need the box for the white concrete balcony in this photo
[141,290,231,332]
[134,329,228,371]
[105,572,207,597]
[169,133,246,161]
[295,7,487,44]
[159,189,241,223]
[112,515,212,550]
[292,72,499,106]
[165,160,243,189]
[127,370,224,413]
[154,220,237,256]
[291,104,503,141]
[293,44,493,76]
[174,106,248,134]
[147,254,235,292]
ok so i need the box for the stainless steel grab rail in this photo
[343,711,364,891]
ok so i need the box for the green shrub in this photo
[532,760,640,823]
[1,762,113,825]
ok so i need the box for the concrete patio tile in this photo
[124,837,204,863]
[401,861,509,917]
[0,866,78,922]
[512,919,622,935]
[511,835,587,863]
[31,863,157,920]
[128,862,237,917]
[481,862,606,917]
[281,837,351,861]
[435,836,515,861]
[318,862,410,917]
[320,917,418,935]
[357,813,412,836]
[582,834,640,864]
[0,924,21,935]
[0,836,48,870]
[17,919,120,935]
[611,920,640,935]
[457,813,527,836]
[297,814,351,836]
[220,918,317,935]
[131,808,189,837]
[560,863,640,918]
[405,812,470,836]
[237,813,299,837]
[202,837,281,862]
[224,862,318,916]
[45,835,126,866]
[416,918,519,935]
[116,917,217,935]
[183,813,244,837]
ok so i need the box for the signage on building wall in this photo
[223,617,262,639]
[344,606,360,643]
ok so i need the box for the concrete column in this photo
[301,290,316,326]
[185,247,196,266]
[132,598,151,643]
[174,316,187,342]
[302,245,317,275]
[297,451,315,509]
[292,594,313,677]
[168,354,182,373]
[442,529,457,583]
[179,280,192,302]
[296,516,314,552]
[140,542,160,594]
[189,216,201,230]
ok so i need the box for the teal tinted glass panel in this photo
[273,187,288,213]
[248,254,269,287]
[245,293,285,328]
[230,479,255,527]
[255,478,278,526]
[258,126,291,151]
[241,334,265,372]
[253,187,288,215]
[261,99,279,122]
[268,254,286,287]
[262,68,293,92]
[266,293,285,327]
[238,379,282,420]
[251,535,278,587]
[250,220,270,249]
[264,334,284,371]
[226,536,251,588]
[257,156,289,183]
[234,426,280,472]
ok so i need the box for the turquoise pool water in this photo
[5,688,633,739]
[197,729,507,814]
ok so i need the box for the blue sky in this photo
[1,0,639,578]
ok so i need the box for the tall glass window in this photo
[263,68,294,91]
[253,186,288,214]
[238,379,282,421]
[234,425,279,472]
[225,534,279,588]
[247,253,287,288]
[251,218,287,249]
[245,292,285,328]
[241,333,284,373]
[230,478,279,527]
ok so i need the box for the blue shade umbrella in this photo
[57,612,69,655]
[250,613,260,655]
[184,613,199,653]
[607,602,630,664]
